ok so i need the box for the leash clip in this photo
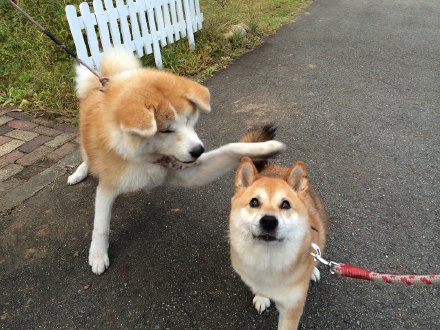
[310,243,339,274]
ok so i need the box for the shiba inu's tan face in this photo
[230,158,310,247]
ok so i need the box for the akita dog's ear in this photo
[119,105,157,137]
[286,161,309,192]
[235,157,257,191]
[187,83,211,113]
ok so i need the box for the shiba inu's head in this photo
[230,157,311,249]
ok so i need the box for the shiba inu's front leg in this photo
[89,184,117,274]
[167,140,285,187]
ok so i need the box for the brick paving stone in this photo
[0,150,24,168]
[0,139,25,157]
[48,142,77,162]
[53,124,78,134]
[0,115,13,126]
[5,129,39,141]
[32,117,56,127]
[7,120,38,130]
[0,136,12,146]
[0,163,23,182]
[18,135,52,153]
[0,124,14,135]
[16,145,50,166]
[7,111,34,121]
[44,133,77,148]
[0,177,25,198]
[0,108,12,116]
[33,125,62,137]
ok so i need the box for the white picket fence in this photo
[65,0,203,70]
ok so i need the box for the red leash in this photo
[310,243,440,286]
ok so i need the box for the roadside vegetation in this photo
[0,0,310,121]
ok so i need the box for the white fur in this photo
[253,295,271,314]
[75,49,141,99]
[70,49,285,274]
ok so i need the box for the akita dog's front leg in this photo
[167,140,285,187]
[89,184,117,275]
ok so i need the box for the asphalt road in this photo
[1,0,439,328]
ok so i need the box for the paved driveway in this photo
[1,0,439,328]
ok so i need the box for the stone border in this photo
[0,149,81,213]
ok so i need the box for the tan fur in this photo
[230,157,327,330]
[78,69,209,189]
[69,50,286,275]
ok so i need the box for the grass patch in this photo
[0,0,310,120]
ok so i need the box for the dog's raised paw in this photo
[253,295,271,314]
[311,266,320,283]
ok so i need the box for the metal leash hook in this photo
[310,243,339,274]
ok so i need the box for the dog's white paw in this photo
[89,240,110,275]
[311,266,320,282]
[89,251,110,275]
[67,162,88,185]
[263,140,286,156]
[253,295,271,314]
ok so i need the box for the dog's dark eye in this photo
[160,129,174,134]
[281,200,291,210]
[249,198,260,208]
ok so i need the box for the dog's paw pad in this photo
[89,253,110,275]
[311,266,320,283]
[253,295,271,314]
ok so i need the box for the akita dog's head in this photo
[79,49,211,166]
[230,157,311,251]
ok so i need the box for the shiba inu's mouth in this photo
[253,234,284,242]
[154,155,197,170]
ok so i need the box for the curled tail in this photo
[75,48,141,99]
[240,124,277,171]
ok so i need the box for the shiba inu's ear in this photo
[119,105,157,137]
[187,84,211,113]
[286,161,309,192]
[235,157,257,191]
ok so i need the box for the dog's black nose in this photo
[189,144,205,159]
[260,215,278,231]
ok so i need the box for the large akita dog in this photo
[68,49,285,275]
[229,157,327,329]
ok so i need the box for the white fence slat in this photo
[66,5,94,68]
[136,0,153,54]
[66,0,203,70]
[93,0,113,52]
[115,0,135,52]
[169,0,180,41]
[175,0,187,38]
[127,0,145,57]
[79,3,101,69]
[161,0,175,44]
[153,1,167,47]
[182,0,195,49]
[145,1,164,67]
[103,0,123,48]
[188,0,197,32]
[194,0,202,31]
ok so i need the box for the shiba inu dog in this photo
[229,157,327,329]
[67,49,285,275]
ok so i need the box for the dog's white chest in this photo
[119,163,167,193]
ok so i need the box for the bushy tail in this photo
[75,48,141,99]
[240,124,277,171]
